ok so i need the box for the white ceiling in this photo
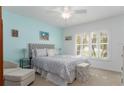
[4,6,124,28]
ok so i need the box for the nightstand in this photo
[20,58,31,68]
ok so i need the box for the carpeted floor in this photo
[31,68,121,86]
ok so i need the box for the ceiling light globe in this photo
[62,12,71,19]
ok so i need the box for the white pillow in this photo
[31,49,36,58]
[36,48,47,57]
[47,49,55,56]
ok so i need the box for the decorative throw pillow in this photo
[36,48,47,57]
[47,49,55,56]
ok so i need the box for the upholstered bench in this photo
[4,61,35,86]
[76,62,90,82]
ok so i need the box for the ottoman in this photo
[4,68,35,86]
[76,63,90,82]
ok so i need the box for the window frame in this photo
[75,32,109,60]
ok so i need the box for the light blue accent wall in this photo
[3,10,64,63]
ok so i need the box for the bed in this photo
[28,43,88,85]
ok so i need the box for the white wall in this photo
[63,15,124,72]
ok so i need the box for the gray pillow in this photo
[36,48,47,57]
[31,49,36,58]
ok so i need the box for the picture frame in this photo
[40,31,49,40]
[11,29,19,37]
[65,36,72,40]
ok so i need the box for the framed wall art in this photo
[11,29,19,37]
[40,31,49,40]
[65,36,72,41]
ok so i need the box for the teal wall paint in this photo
[3,10,64,63]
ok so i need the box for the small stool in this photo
[76,63,90,82]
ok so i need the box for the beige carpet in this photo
[31,68,121,86]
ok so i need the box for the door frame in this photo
[0,6,3,86]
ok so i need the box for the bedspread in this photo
[32,55,87,83]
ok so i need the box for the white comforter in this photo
[32,55,87,83]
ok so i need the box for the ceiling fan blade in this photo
[74,9,87,14]
[43,6,63,14]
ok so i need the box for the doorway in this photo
[0,6,3,85]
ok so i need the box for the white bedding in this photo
[32,55,87,84]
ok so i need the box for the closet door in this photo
[0,6,3,86]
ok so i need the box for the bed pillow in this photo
[36,48,47,57]
[31,49,36,58]
[47,49,55,56]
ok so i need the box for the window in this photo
[99,32,108,58]
[76,34,81,55]
[76,32,109,59]
[91,32,99,58]
[81,33,90,57]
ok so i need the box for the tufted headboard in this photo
[28,43,55,59]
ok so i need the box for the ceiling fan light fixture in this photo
[62,12,71,19]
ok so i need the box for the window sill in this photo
[76,55,111,62]
[88,58,112,62]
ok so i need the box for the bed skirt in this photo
[33,66,74,86]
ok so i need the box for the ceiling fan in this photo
[45,6,87,20]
